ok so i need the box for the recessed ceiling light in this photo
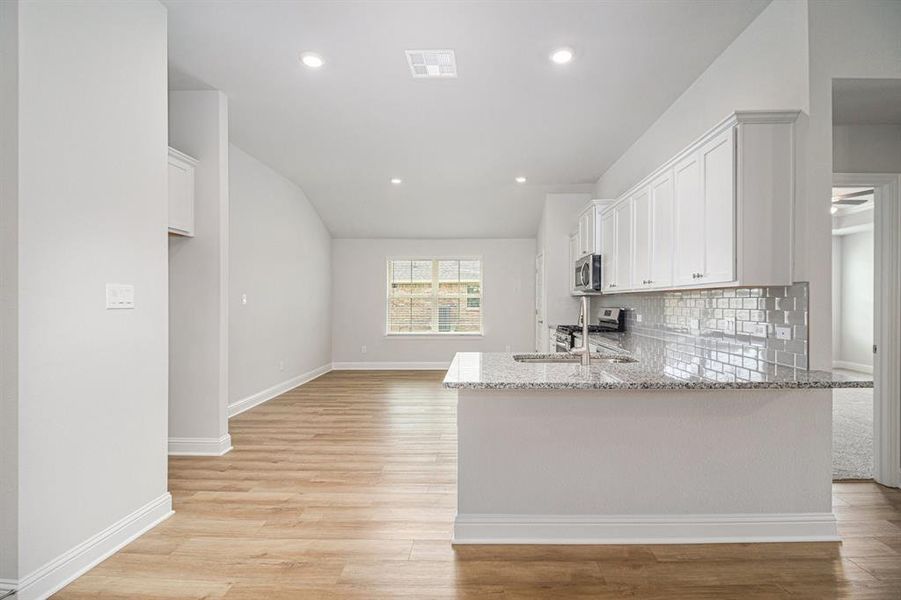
[300,52,324,69]
[550,47,574,65]
[515,176,527,184]
[390,178,403,185]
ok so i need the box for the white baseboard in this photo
[331,361,450,370]
[13,493,172,600]
[453,512,839,545]
[168,433,232,456]
[228,363,332,418]
[0,579,16,593]
[832,360,873,374]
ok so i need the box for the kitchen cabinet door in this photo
[649,170,674,288]
[168,147,197,236]
[631,186,651,289]
[614,200,633,291]
[700,128,736,284]
[673,151,703,286]
[600,210,617,291]
[577,209,593,257]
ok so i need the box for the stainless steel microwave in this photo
[574,254,602,293]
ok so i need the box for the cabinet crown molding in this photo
[609,109,802,210]
[732,109,802,124]
[168,146,199,166]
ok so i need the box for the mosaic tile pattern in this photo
[591,283,810,380]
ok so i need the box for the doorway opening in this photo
[832,77,901,488]
[831,185,874,480]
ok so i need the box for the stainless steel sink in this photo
[513,354,637,364]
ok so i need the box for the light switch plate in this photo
[775,325,792,340]
[106,283,134,309]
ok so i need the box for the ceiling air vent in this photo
[405,49,457,79]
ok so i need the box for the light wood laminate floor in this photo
[56,370,901,599]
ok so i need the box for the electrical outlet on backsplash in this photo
[592,283,810,378]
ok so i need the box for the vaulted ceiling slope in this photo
[164,0,768,238]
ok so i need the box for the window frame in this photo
[385,256,484,337]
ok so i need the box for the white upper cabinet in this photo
[614,199,633,291]
[649,170,674,288]
[587,110,798,295]
[577,209,593,257]
[633,173,675,290]
[673,151,703,286]
[576,200,613,257]
[631,186,652,289]
[674,128,735,286]
[699,128,736,284]
[168,147,198,237]
[600,210,617,291]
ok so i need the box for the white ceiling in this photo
[833,78,901,125]
[164,0,768,238]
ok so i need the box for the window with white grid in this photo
[386,258,482,335]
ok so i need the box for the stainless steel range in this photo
[554,307,625,352]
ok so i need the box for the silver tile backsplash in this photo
[592,283,810,378]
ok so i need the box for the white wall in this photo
[228,144,332,409]
[834,228,874,370]
[537,193,591,329]
[14,0,170,591]
[831,235,842,362]
[168,91,231,453]
[594,0,809,199]
[804,0,901,370]
[834,124,901,174]
[332,239,535,366]
[0,0,19,586]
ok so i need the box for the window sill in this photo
[385,333,484,339]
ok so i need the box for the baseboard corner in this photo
[14,493,172,600]
[228,363,332,418]
[168,433,232,456]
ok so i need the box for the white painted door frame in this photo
[535,253,545,352]
[834,172,901,488]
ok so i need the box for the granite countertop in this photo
[442,333,874,391]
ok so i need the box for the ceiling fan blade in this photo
[832,189,873,200]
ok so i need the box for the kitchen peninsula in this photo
[443,343,872,545]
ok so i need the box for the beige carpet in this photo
[832,373,874,480]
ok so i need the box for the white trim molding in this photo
[331,361,450,370]
[453,512,839,545]
[228,363,331,418]
[834,173,901,489]
[12,493,172,600]
[168,433,232,456]
[832,360,874,375]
